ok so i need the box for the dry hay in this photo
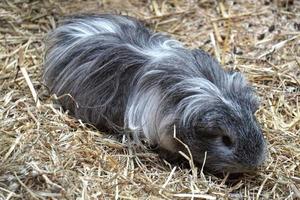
[0,0,299,199]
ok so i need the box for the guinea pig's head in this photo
[169,72,267,173]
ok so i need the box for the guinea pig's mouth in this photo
[196,159,261,174]
[204,165,259,176]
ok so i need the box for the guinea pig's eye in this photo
[222,135,233,147]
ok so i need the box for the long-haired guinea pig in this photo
[43,14,267,173]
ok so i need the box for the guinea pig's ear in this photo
[194,125,222,137]
[226,70,261,113]
[193,110,221,131]
[249,92,260,113]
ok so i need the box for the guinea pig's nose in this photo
[235,138,267,170]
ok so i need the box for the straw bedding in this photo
[0,0,299,199]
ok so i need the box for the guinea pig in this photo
[43,14,267,173]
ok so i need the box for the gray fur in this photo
[43,14,267,173]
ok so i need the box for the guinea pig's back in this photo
[42,14,184,131]
[43,15,146,129]
[44,15,142,87]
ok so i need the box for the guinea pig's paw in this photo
[157,148,189,168]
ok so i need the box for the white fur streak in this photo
[69,21,117,36]
[125,88,163,143]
